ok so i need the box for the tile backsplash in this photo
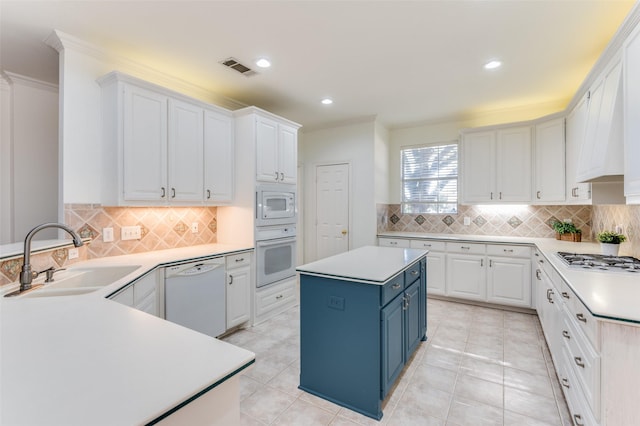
[64,204,218,259]
[378,204,593,240]
[0,205,219,287]
[592,204,640,258]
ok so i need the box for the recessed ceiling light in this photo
[484,60,502,70]
[321,98,333,105]
[256,58,271,68]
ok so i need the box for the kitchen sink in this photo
[20,265,141,297]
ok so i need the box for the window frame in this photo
[400,141,459,215]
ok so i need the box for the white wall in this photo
[300,120,378,262]
[0,72,59,243]
[0,76,13,243]
[374,121,390,204]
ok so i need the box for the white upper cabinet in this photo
[256,115,298,184]
[204,109,234,203]
[533,118,565,203]
[565,94,592,202]
[624,22,640,204]
[168,99,204,203]
[121,84,168,202]
[461,126,531,203]
[576,56,624,183]
[99,71,234,206]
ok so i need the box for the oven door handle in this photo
[257,238,296,248]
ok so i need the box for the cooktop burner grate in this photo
[557,252,640,272]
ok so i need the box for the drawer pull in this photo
[391,241,397,245]
[411,270,419,275]
[561,291,570,299]
[546,289,554,303]
[276,294,283,300]
[561,378,570,388]
[574,414,584,426]
[503,249,514,253]
[424,244,432,247]
[562,330,570,339]
[574,357,585,368]
[576,313,587,323]
[235,257,245,262]
[392,283,401,290]
[461,246,471,250]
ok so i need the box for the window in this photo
[401,142,458,214]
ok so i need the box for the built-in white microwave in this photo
[256,184,296,226]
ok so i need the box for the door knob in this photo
[341,230,348,235]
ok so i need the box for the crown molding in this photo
[45,29,246,111]
[1,71,59,93]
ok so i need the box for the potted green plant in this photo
[597,231,627,256]
[552,220,582,242]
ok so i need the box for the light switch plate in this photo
[68,248,79,259]
[121,226,141,241]
[464,217,471,226]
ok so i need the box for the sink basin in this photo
[20,264,141,298]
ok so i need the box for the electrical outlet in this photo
[68,248,79,259]
[191,222,199,233]
[464,217,471,226]
[615,224,623,234]
[102,227,114,242]
[121,226,142,241]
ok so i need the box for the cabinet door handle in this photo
[392,283,401,290]
[536,269,541,280]
[574,357,585,368]
[561,377,570,388]
[161,187,166,198]
[280,172,284,181]
[561,291,570,299]
[547,289,554,303]
[499,192,502,199]
[207,189,211,199]
[171,187,176,198]
[490,192,493,200]
[536,191,541,199]
[573,414,584,426]
[480,259,484,267]
[562,330,570,339]
[576,313,587,323]
[489,259,493,267]
[229,275,234,285]
[275,172,279,181]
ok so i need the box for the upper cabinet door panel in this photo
[204,110,234,203]
[168,99,204,202]
[256,116,279,182]
[123,85,168,201]
[565,95,592,202]
[496,126,532,202]
[461,131,495,202]
[534,118,565,203]
[624,24,640,203]
[278,124,298,184]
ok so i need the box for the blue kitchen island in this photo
[296,246,428,420]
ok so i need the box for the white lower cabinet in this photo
[109,270,161,317]
[225,253,251,329]
[446,252,486,301]
[486,244,531,307]
[254,276,297,325]
[410,240,446,296]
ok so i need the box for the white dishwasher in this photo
[164,258,226,338]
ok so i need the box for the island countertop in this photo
[296,245,428,284]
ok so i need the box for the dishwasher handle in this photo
[173,262,224,277]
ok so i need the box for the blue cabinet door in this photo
[405,280,421,356]
[381,292,405,399]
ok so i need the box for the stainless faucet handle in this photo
[39,266,66,283]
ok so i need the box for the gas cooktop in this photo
[557,252,640,273]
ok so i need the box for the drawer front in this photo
[409,239,446,251]
[562,314,601,418]
[379,238,410,248]
[445,242,485,255]
[404,261,421,285]
[567,295,600,350]
[559,345,600,426]
[535,251,554,279]
[486,244,531,258]
[382,273,405,306]
[226,252,251,269]
[256,278,296,317]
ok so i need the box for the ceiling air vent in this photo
[220,57,257,77]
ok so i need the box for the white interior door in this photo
[315,163,349,260]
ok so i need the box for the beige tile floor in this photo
[221,298,572,425]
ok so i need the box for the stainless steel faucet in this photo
[18,222,83,293]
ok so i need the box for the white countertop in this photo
[0,243,255,425]
[297,245,428,284]
[379,232,640,325]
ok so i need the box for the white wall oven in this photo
[256,184,296,226]
[256,225,296,288]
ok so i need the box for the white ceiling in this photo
[0,1,636,130]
